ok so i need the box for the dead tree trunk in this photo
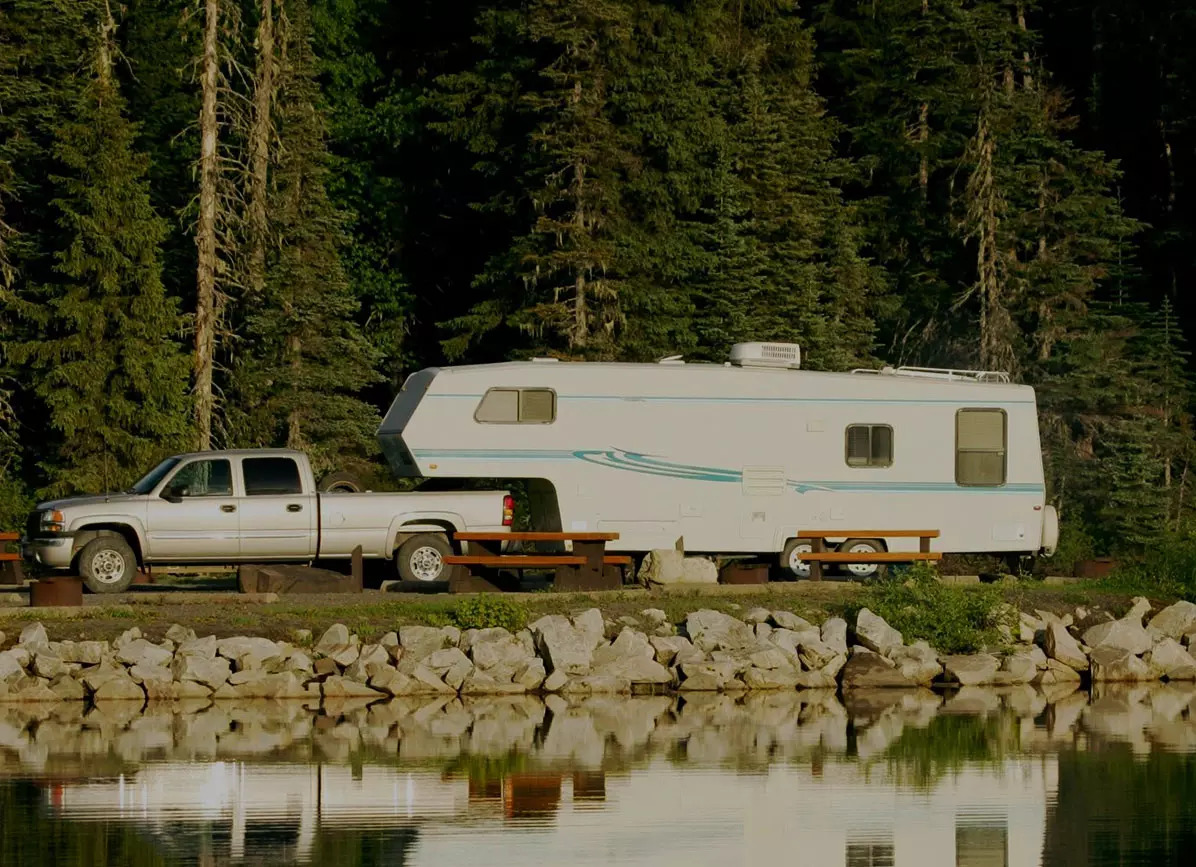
[247,0,276,296]
[194,0,221,450]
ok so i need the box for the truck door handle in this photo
[287,504,303,513]
[221,505,236,513]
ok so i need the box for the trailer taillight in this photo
[503,495,515,527]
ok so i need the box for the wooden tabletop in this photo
[0,532,18,542]
[455,531,619,542]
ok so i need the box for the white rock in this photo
[1145,638,1196,681]
[1126,596,1152,624]
[1148,601,1196,641]
[93,677,145,703]
[1083,618,1153,656]
[855,609,903,654]
[648,635,695,666]
[744,607,773,624]
[0,651,25,685]
[941,654,1001,686]
[772,611,815,632]
[821,618,849,654]
[686,609,755,652]
[1089,646,1154,682]
[57,640,106,665]
[889,644,941,686]
[18,623,48,650]
[1034,659,1082,685]
[1001,651,1039,685]
[639,549,685,585]
[321,676,386,700]
[49,675,85,701]
[165,624,197,645]
[1045,621,1089,671]
[315,623,351,654]
[32,654,66,680]
[543,670,568,692]
[514,659,546,690]
[177,636,217,660]
[115,639,173,669]
[799,639,839,671]
[530,615,594,675]
[839,652,915,689]
[640,609,669,626]
[572,609,607,649]
[173,655,231,690]
[743,667,800,689]
[681,557,719,584]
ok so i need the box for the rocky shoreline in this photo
[2,597,1195,704]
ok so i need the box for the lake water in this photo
[1,684,1194,866]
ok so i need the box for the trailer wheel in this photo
[396,533,451,582]
[780,538,815,580]
[838,538,886,580]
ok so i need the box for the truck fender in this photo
[385,513,465,558]
[68,517,149,565]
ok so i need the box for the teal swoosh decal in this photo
[412,448,1045,495]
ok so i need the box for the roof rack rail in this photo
[850,366,1011,384]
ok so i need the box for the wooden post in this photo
[810,538,824,582]
[351,545,363,591]
[919,535,931,554]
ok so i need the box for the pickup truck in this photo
[23,448,512,593]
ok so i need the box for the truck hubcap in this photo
[410,547,444,581]
[788,544,813,578]
[92,550,127,584]
[845,544,880,578]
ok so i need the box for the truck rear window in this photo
[243,458,303,496]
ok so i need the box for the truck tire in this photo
[319,470,364,493]
[396,533,451,582]
[838,538,886,580]
[780,538,815,580]
[77,536,137,594]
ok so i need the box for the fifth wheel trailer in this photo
[377,343,1058,577]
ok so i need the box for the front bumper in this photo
[23,536,75,569]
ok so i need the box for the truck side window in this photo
[475,388,556,424]
[956,409,1007,486]
[845,424,893,468]
[168,460,232,497]
[243,458,303,496]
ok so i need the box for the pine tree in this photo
[228,0,379,473]
[8,1,190,496]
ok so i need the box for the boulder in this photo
[471,630,533,671]
[93,676,145,703]
[855,609,903,655]
[770,627,821,659]
[1145,638,1196,681]
[177,636,218,660]
[543,670,568,692]
[748,645,796,671]
[12,679,59,703]
[889,643,941,686]
[0,651,26,686]
[798,639,839,671]
[164,624,197,645]
[1148,601,1196,641]
[640,609,669,627]
[321,676,386,700]
[594,654,672,685]
[840,652,917,689]
[80,665,126,693]
[514,659,547,690]
[128,663,173,687]
[1045,621,1089,671]
[115,639,173,669]
[681,557,719,584]
[821,618,849,655]
[744,607,773,624]
[743,667,800,689]
[173,655,231,690]
[461,670,527,695]
[795,670,839,690]
[31,653,65,680]
[410,664,456,694]
[1018,612,1045,644]
[1033,659,1082,686]
[314,623,351,654]
[1082,618,1153,656]
[58,640,106,665]
[1001,651,1039,685]
[1126,596,1153,623]
[284,650,315,676]
[820,653,849,680]
[685,609,755,652]
[572,609,607,649]
[649,635,695,667]
[290,628,314,645]
[772,611,815,632]
[530,615,595,675]
[217,636,284,671]
[593,628,653,665]
[1089,646,1154,682]
[639,549,685,585]
[18,623,48,650]
[941,654,1001,686]
[48,675,85,701]
[176,681,213,700]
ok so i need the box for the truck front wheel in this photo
[77,536,137,594]
[396,534,451,583]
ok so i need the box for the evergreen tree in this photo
[8,1,190,496]
[228,0,379,473]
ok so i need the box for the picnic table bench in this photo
[445,531,631,593]
[796,529,941,581]
[0,531,23,585]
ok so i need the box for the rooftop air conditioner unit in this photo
[729,342,802,370]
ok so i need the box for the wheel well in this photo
[73,524,143,567]
[393,521,459,555]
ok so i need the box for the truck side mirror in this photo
[162,485,187,504]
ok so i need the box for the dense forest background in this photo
[2,0,1195,562]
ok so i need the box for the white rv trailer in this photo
[378,343,1059,576]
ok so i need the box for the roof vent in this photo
[729,342,801,370]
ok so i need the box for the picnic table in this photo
[445,531,632,593]
[0,531,23,585]
[796,529,942,581]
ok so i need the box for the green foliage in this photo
[858,563,1012,653]
[450,595,529,632]
[1098,536,1196,601]
[881,712,1018,790]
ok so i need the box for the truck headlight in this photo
[40,510,65,533]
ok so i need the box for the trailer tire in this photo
[77,536,137,594]
[318,470,365,493]
[396,533,451,583]
[780,538,816,580]
[838,538,886,580]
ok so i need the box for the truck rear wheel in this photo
[396,534,451,582]
[77,536,137,594]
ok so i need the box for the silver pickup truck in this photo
[23,449,511,593]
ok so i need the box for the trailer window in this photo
[956,409,1006,486]
[475,388,556,424]
[845,425,893,468]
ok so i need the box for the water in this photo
[1,684,1195,866]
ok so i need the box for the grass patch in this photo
[1094,538,1196,601]
[854,564,1014,654]
[450,596,529,631]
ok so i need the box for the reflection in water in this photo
[0,683,1193,866]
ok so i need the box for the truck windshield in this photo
[128,457,182,494]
